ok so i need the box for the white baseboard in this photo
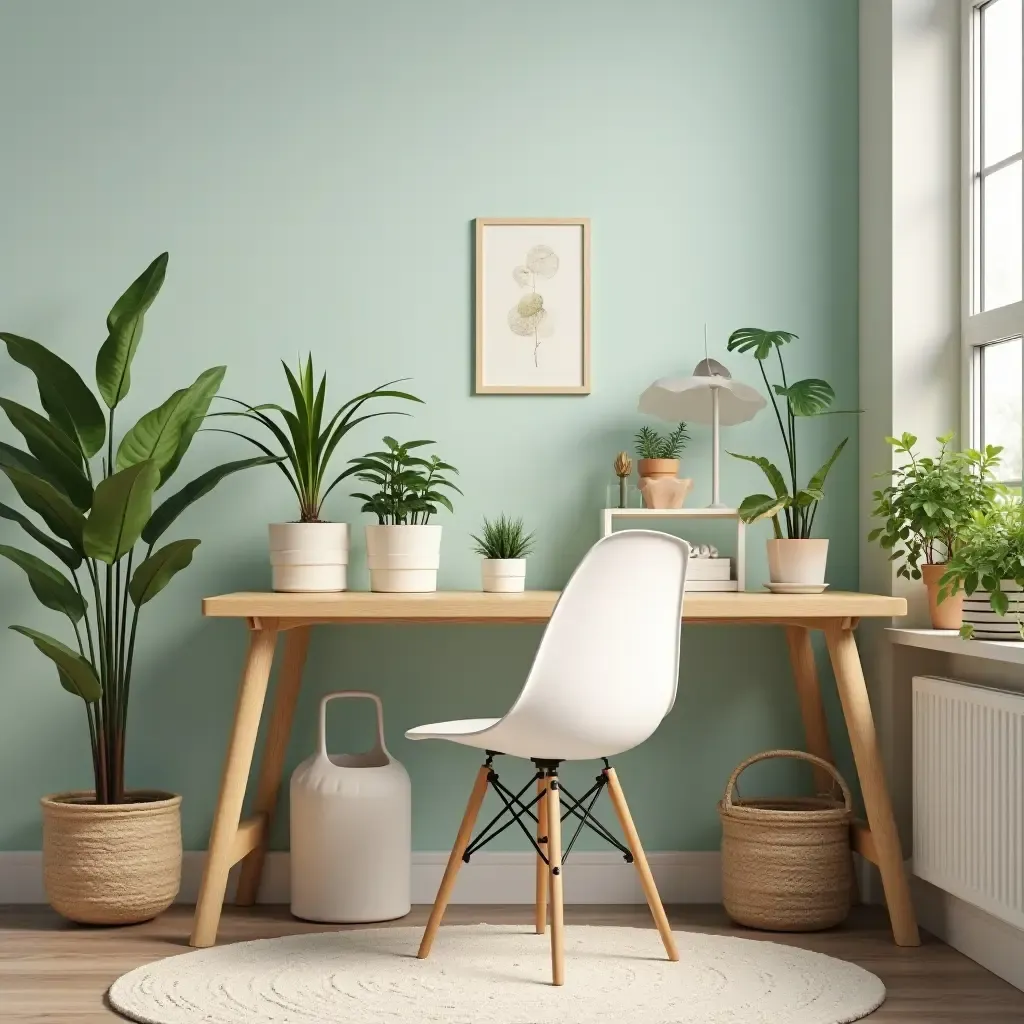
[0,850,722,906]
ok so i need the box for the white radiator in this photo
[913,675,1024,931]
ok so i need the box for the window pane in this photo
[983,0,1023,168]
[983,160,1023,310]
[982,337,1023,481]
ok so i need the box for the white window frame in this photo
[962,0,1024,485]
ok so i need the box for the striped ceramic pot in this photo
[961,581,1024,640]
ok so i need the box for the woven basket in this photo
[719,750,853,932]
[41,790,182,925]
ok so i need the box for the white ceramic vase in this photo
[481,558,527,593]
[365,524,442,593]
[269,522,349,593]
[766,538,829,586]
[961,581,1024,640]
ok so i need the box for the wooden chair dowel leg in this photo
[604,767,679,962]
[417,764,491,960]
[547,776,565,986]
[535,775,549,935]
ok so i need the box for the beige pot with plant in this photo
[472,514,535,593]
[868,432,1003,629]
[1,254,277,923]
[634,424,692,509]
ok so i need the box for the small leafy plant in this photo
[214,357,420,522]
[939,501,1024,638]
[634,423,689,460]
[726,328,851,539]
[868,433,1004,578]
[349,437,461,525]
[471,514,535,560]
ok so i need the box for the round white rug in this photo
[109,924,885,1024]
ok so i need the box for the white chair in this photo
[406,529,689,986]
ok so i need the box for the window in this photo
[965,0,1024,485]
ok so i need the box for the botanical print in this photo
[476,219,589,394]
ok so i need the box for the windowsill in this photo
[888,628,1024,666]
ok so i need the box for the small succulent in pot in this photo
[634,424,691,509]
[472,514,535,593]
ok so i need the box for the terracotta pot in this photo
[920,563,963,630]
[636,458,679,480]
[41,790,182,925]
[766,539,829,585]
[637,459,692,509]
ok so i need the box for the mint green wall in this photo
[0,0,859,853]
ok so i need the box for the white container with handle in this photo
[290,691,411,923]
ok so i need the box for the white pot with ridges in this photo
[481,558,527,593]
[472,514,535,594]
[269,522,349,592]
[365,524,442,593]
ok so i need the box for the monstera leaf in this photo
[775,378,835,417]
[727,328,797,360]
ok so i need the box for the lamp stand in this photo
[708,385,727,509]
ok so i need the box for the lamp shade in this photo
[637,358,765,425]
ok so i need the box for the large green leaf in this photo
[0,502,81,569]
[0,544,85,620]
[0,465,85,549]
[778,378,835,417]
[129,538,200,606]
[83,461,159,563]
[726,328,798,360]
[116,366,225,479]
[0,398,92,508]
[807,437,849,493]
[0,333,106,457]
[737,493,790,524]
[142,455,281,545]
[95,253,168,409]
[728,451,789,498]
[0,441,68,498]
[159,366,228,484]
[9,625,101,702]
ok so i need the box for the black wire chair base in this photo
[462,753,633,866]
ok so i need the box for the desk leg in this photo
[785,626,836,792]
[190,625,279,948]
[236,626,311,906]
[824,621,919,947]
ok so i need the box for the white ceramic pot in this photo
[961,581,1024,640]
[481,558,527,593]
[269,522,349,593]
[365,524,442,593]
[766,538,829,586]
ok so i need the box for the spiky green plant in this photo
[471,514,535,560]
[213,358,421,522]
[634,423,689,460]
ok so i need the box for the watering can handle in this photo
[317,691,389,760]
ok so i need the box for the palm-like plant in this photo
[0,254,277,803]
[634,423,689,460]
[213,357,420,522]
[471,514,535,559]
[726,328,851,539]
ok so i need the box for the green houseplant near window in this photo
[726,328,850,586]
[213,357,420,593]
[0,253,277,925]
[868,433,1004,628]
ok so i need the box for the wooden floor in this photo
[2,903,1023,1021]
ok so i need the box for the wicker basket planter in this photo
[719,750,853,932]
[41,790,182,925]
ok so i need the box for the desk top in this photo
[203,590,906,623]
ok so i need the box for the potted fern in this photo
[0,254,276,924]
[214,359,420,592]
[472,514,536,592]
[349,437,461,592]
[634,422,691,508]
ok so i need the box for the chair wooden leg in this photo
[604,767,679,962]
[417,764,491,959]
[546,776,565,986]
[535,775,549,935]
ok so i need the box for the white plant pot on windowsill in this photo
[365,525,442,593]
[481,558,527,593]
[269,522,349,593]
[766,538,829,586]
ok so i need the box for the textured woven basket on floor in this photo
[719,750,853,932]
[41,790,182,925]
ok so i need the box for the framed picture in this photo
[474,217,591,394]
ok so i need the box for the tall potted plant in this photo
[868,433,1003,628]
[214,359,420,592]
[726,328,850,588]
[0,254,277,924]
[349,437,460,592]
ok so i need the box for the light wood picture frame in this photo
[474,217,591,394]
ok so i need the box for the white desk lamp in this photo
[637,347,766,509]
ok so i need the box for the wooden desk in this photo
[191,590,917,949]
